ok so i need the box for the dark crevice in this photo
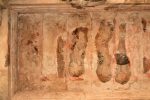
[143,57,150,73]
[97,52,104,65]
[27,40,33,45]
[34,46,38,54]
[115,53,130,65]
[71,42,76,50]
[142,18,147,32]
[57,36,65,78]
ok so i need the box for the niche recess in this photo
[69,27,88,78]
[95,20,113,82]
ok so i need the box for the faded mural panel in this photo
[0,1,150,100]
[10,10,150,98]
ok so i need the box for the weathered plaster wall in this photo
[10,9,150,100]
[0,9,8,100]
[107,0,126,3]
[0,0,149,100]
[9,0,60,4]
[9,0,149,4]
[107,0,147,3]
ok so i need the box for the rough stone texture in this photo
[107,0,147,3]
[125,0,146,3]
[57,36,65,78]
[0,8,1,25]
[9,0,60,4]
[11,90,150,100]
[0,0,8,7]
[0,1,149,100]
[17,14,43,91]
[9,0,150,4]
[0,9,8,100]
[114,19,131,84]
[69,27,88,77]
[143,57,150,73]
[95,19,113,82]
[7,8,150,100]
[142,12,150,78]
[42,13,67,76]
[107,0,126,3]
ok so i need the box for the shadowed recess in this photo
[69,27,88,79]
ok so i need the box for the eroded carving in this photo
[143,57,150,73]
[95,20,113,82]
[115,23,131,84]
[69,27,88,80]
[60,0,106,9]
[142,18,147,32]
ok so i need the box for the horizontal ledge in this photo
[9,3,150,12]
